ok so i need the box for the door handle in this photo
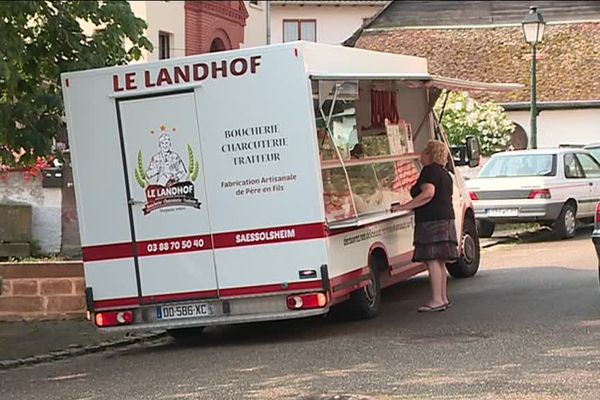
[128,198,145,206]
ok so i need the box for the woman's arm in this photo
[400,183,435,211]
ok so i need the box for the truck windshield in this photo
[479,154,557,178]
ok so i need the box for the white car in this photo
[466,148,600,238]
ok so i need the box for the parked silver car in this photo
[593,202,600,286]
[466,148,600,239]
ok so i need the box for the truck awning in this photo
[309,74,523,92]
[427,76,523,92]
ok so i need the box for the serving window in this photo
[313,79,422,225]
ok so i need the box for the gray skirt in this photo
[413,219,459,262]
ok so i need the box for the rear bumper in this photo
[97,293,328,333]
[473,200,564,223]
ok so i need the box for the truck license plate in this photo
[157,303,213,320]
[487,208,518,217]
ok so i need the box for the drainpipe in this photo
[266,0,271,45]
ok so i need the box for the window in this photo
[314,79,419,222]
[283,20,316,42]
[479,154,557,178]
[587,147,600,163]
[575,153,600,178]
[158,31,171,60]
[564,153,585,179]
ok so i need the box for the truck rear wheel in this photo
[167,326,205,340]
[447,217,480,278]
[346,262,381,320]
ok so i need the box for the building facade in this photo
[346,0,600,149]
[269,0,386,45]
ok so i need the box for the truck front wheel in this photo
[476,219,495,238]
[447,217,481,278]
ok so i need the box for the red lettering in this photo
[156,68,173,86]
[144,71,156,88]
[250,56,261,74]
[193,63,209,81]
[125,72,137,90]
[113,75,124,92]
[230,58,248,76]
[174,66,190,84]
[212,61,228,79]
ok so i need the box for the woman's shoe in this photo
[417,304,447,313]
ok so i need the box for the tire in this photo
[554,203,577,239]
[476,219,495,238]
[447,217,481,278]
[167,326,205,340]
[345,261,381,320]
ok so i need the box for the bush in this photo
[435,91,515,156]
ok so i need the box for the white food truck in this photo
[62,42,518,335]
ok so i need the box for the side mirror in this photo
[465,135,481,168]
[451,145,467,166]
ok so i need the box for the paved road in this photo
[1,228,599,400]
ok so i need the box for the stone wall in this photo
[0,262,85,321]
[0,171,62,254]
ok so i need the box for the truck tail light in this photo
[528,189,551,199]
[469,192,478,201]
[596,202,600,223]
[286,293,328,310]
[95,310,134,327]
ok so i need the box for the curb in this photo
[480,227,547,249]
[0,331,167,371]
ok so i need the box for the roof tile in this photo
[355,23,600,103]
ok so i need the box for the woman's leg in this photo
[440,260,449,305]
[425,260,446,307]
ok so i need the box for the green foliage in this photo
[435,91,515,156]
[0,1,153,167]
[135,150,146,188]
[188,144,199,181]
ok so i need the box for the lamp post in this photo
[522,6,545,149]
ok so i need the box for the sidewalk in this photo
[0,319,165,369]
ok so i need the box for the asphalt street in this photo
[1,227,599,400]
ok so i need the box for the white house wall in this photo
[507,109,600,148]
[243,1,268,48]
[141,0,186,61]
[0,173,61,254]
[270,5,381,44]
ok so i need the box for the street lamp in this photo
[522,6,545,149]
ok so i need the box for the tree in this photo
[0,0,152,167]
[435,91,515,156]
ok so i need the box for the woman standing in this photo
[399,140,458,312]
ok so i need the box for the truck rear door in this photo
[117,90,219,302]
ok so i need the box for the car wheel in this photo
[167,326,205,340]
[447,217,481,278]
[554,203,577,239]
[476,219,495,238]
[346,261,381,320]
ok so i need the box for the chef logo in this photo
[134,124,201,215]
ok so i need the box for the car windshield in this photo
[586,147,600,163]
[479,154,557,178]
